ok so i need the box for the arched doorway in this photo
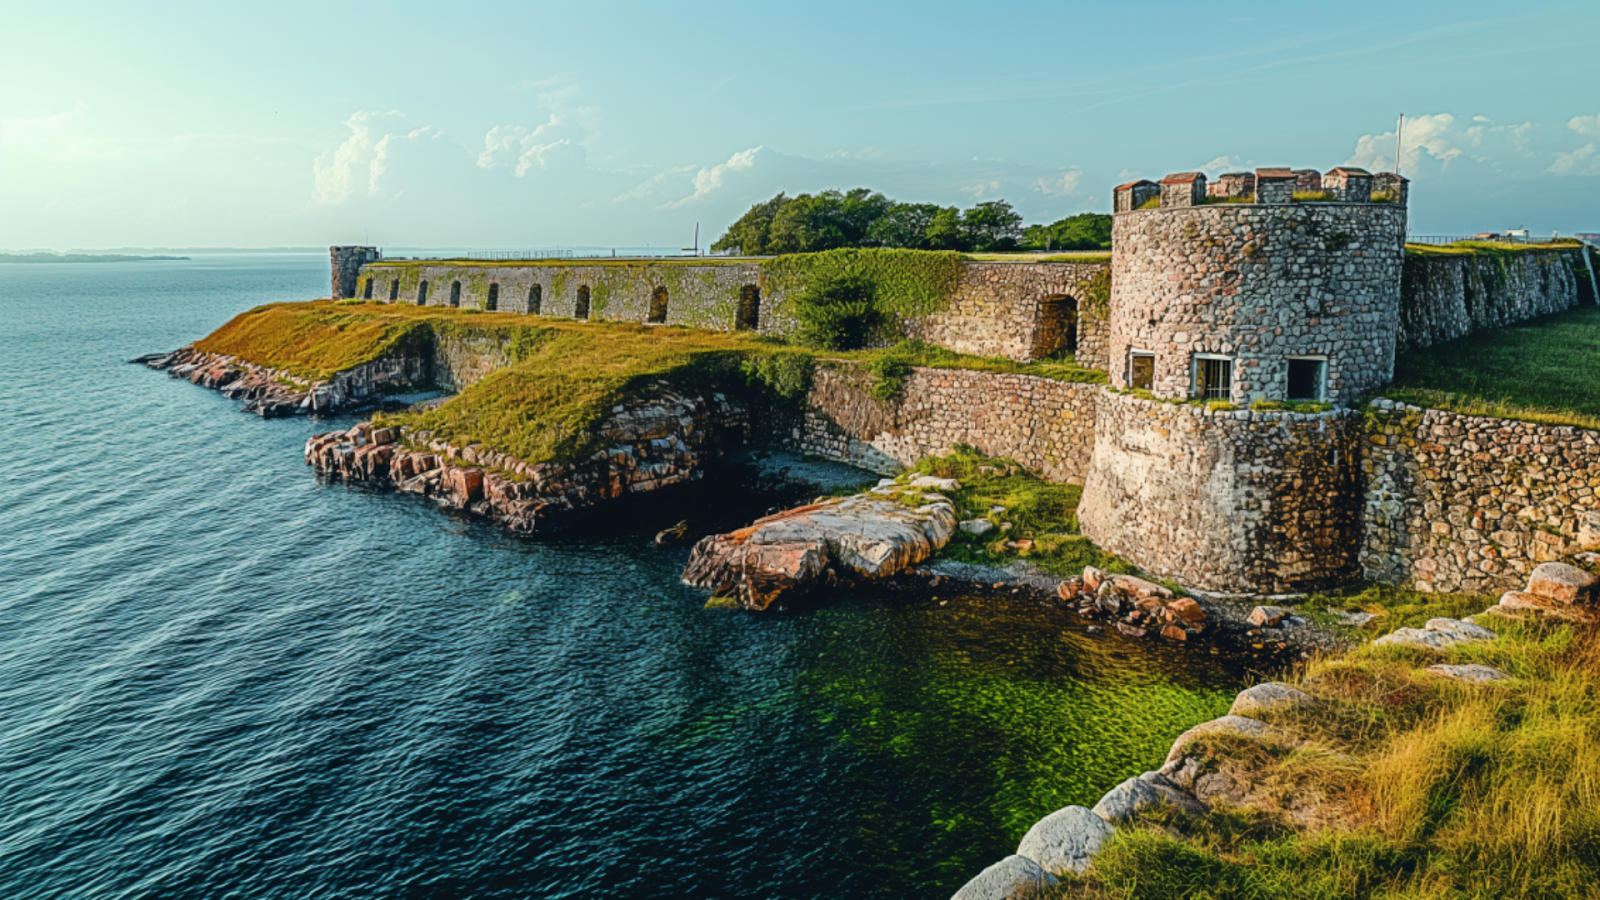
[418,281,430,305]
[1031,294,1079,359]
[449,281,462,308]
[389,279,399,301]
[648,286,669,324]
[486,283,499,312]
[737,285,760,331]
[362,278,373,300]
[528,284,542,314]
[575,285,591,320]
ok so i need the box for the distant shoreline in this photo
[0,253,191,263]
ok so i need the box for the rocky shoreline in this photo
[949,558,1599,899]
[133,346,429,417]
[302,382,747,534]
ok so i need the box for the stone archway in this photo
[648,286,669,324]
[737,285,761,331]
[1031,294,1079,359]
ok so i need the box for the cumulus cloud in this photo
[477,115,589,176]
[1549,142,1600,176]
[1568,113,1600,137]
[1347,113,1465,173]
[310,110,407,206]
[659,146,763,209]
[1031,171,1081,197]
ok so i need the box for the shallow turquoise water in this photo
[0,255,1248,898]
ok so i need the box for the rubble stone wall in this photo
[1078,392,1365,593]
[355,260,775,334]
[1360,401,1600,594]
[1397,247,1589,352]
[792,364,1101,482]
[902,260,1111,364]
[1109,203,1407,405]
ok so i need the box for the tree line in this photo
[709,189,1111,255]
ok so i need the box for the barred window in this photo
[1194,356,1233,400]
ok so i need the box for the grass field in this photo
[1386,304,1600,430]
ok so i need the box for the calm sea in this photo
[0,255,1246,899]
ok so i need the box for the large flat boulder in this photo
[1527,562,1598,605]
[951,855,1057,900]
[1015,805,1115,876]
[682,495,956,610]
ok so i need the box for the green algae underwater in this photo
[704,585,1254,892]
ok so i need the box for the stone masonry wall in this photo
[432,333,515,392]
[903,260,1111,364]
[355,256,1114,366]
[1397,247,1588,352]
[1360,401,1600,594]
[792,364,1100,482]
[1109,203,1407,405]
[357,260,777,334]
[1078,393,1365,593]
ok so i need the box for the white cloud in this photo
[1348,113,1465,172]
[1031,171,1081,197]
[1569,113,1600,137]
[310,110,406,206]
[659,146,763,209]
[1549,142,1600,176]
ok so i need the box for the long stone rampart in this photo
[351,256,1113,365]
[791,364,1100,482]
[1359,401,1600,594]
[1078,393,1365,593]
[1397,247,1592,351]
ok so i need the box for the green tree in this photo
[866,202,942,249]
[1021,213,1112,251]
[711,193,791,255]
[961,200,1024,251]
[923,207,968,251]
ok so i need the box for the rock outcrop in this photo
[1054,567,1209,641]
[305,382,746,533]
[681,487,957,611]
[137,346,428,417]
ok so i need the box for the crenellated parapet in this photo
[1108,165,1408,407]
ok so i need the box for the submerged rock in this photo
[681,495,957,610]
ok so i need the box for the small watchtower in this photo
[1207,172,1255,199]
[330,246,381,300]
[1254,168,1297,203]
[1113,180,1159,212]
[1323,167,1374,203]
[1158,172,1207,208]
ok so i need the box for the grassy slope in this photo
[193,300,534,381]
[1047,611,1600,900]
[1386,304,1600,430]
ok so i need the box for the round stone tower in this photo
[1078,168,1407,594]
[1106,168,1406,407]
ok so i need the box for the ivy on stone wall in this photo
[1075,269,1111,308]
[762,248,964,318]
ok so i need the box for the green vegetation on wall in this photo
[762,248,966,347]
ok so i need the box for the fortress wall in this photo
[1110,203,1407,405]
[432,332,517,392]
[792,364,1100,481]
[352,255,1114,366]
[356,260,776,333]
[903,260,1110,364]
[1078,393,1365,593]
[1398,247,1589,352]
[1360,401,1600,594]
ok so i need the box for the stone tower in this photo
[330,246,382,300]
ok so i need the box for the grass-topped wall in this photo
[1397,241,1591,352]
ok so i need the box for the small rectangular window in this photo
[1128,351,1154,390]
[1194,356,1233,400]
[1287,358,1326,401]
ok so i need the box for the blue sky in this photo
[3,0,1597,249]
